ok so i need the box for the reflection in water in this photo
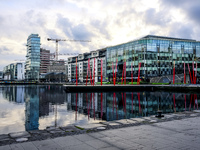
[25,87,39,130]
[0,85,199,134]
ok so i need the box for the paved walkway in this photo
[1,116,200,150]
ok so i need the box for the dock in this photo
[63,84,200,93]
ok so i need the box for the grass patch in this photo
[74,126,84,130]
[152,83,169,85]
[86,129,92,133]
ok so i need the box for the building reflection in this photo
[1,85,200,130]
[66,91,200,121]
[25,87,39,130]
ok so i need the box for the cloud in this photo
[168,23,194,39]
[144,8,172,26]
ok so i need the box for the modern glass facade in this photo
[106,35,200,83]
[25,34,41,80]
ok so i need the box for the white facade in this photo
[16,62,25,80]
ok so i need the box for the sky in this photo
[0,0,200,70]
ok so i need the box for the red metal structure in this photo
[121,63,124,85]
[137,63,141,85]
[93,58,95,86]
[114,59,118,85]
[184,62,186,84]
[101,59,103,85]
[86,59,89,86]
[173,61,175,84]
[188,64,193,84]
[124,62,126,85]
[76,58,78,86]
[131,62,133,84]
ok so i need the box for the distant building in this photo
[25,34,41,81]
[67,49,106,82]
[3,62,25,80]
[0,71,4,80]
[40,48,50,74]
[3,63,15,80]
[14,62,25,80]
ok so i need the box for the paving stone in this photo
[53,136,83,147]
[9,131,31,139]
[85,139,111,149]
[190,114,198,117]
[15,138,28,142]
[74,134,95,142]
[76,124,106,129]
[150,120,157,123]
[107,122,121,126]
[60,126,80,132]
[131,118,146,122]
[10,143,24,150]
[97,127,106,130]
[61,143,94,150]
[0,145,11,150]
[87,132,106,139]
[33,139,61,150]
[48,129,65,134]
[115,119,131,124]
[0,134,10,142]
[21,142,38,150]
[193,110,200,113]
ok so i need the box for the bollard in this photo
[156,110,164,118]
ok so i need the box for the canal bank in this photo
[0,111,200,149]
[64,84,200,93]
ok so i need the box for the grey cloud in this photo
[56,14,94,43]
[144,8,171,26]
[161,0,200,24]
[0,46,10,54]
[169,23,194,39]
[71,24,93,40]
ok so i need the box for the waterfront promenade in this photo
[1,113,200,150]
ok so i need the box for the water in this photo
[0,85,199,134]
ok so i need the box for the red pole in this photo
[89,59,92,85]
[101,59,103,86]
[131,62,133,85]
[137,63,141,85]
[124,62,126,85]
[195,62,197,84]
[124,93,126,114]
[192,62,195,84]
[188,64,193,84]
[121,63,124,85]
[112,62,114,85]
[86,59,89,86]
[173,61,175,84]
[115,59,118,85]
[93,58,95,86]
[76,58,78,86]
[184,62,186,84]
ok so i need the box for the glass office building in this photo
[25,34,41,80]
[106,35,200,83]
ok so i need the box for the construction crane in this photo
[47,38,91,61]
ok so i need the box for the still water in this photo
[0,85,199,134]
